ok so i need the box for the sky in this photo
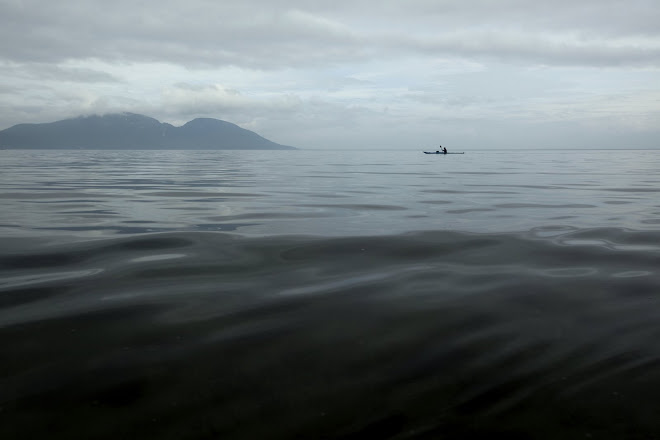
[1,0,659,150]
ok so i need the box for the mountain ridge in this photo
[0,113,297,150]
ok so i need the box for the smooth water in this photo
[2,149,660,439]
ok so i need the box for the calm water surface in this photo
[1,149,660,439]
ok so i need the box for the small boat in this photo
[423,151,464,154]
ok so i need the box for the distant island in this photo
[0,113,297,150]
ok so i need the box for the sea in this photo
[1,148,660,439]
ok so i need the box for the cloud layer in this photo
[1,0,659,148]
[4,0,660,67]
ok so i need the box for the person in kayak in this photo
[442,147,447,154]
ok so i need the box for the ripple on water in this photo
[1,225,660,438]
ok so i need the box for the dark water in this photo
[2,149,660,439]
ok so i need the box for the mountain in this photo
[0,113,297,150]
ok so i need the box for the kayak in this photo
[424,151,464,154]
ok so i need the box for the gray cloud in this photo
[2,62,121,83]
[1,0,659,149]
[2,0,659,68]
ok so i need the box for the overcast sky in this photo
[1,0,659,149]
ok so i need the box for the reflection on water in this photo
[1,229,660,439]
[1,149,660,238]
[1,150,660,438]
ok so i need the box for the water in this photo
[1,149,660,439]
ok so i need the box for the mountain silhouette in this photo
[0,113,296,150]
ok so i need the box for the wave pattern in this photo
[2,149,660,438]
[1,150,660,238]
[1,228,660,439]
